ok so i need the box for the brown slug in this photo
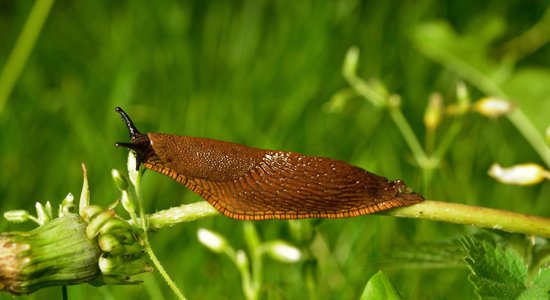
[114,107,424,220]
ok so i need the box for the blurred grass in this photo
[1,0,549,299]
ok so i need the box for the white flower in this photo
[488,163,550,185]
[473,97,513,118]
[197,228,228,253]
[264,241,301,263]
[127,152,139,186]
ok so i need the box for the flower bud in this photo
[98,253,151,276]
[488,163,549,185]
[98,217,132,235]
[0,215,102,295]
[86,210,116,240]
[80,205,104,223]
[121,191,136,217]
[111,169,129,191]
[264,241,301,263]
[127,152,139,186]
[60,193,75,217]
[473,97,513,118]
[343,46,359,79]
[35,202,53,225]
[388,94,401,109]
[197,228,228,253]
[236,250,249,270]
[424,93,443,130]
[4,210,30,223]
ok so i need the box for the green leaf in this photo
[461,236,528,299]
[518,267,550,300]
[360,271,402,300]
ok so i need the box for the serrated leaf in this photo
[518,267,550,300]
[461,236,528,299]
[360,271,402,300]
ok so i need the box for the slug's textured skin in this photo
[115,107,424,220]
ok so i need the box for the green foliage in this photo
[461,235,550,300]
[462,236,527,299]
[360,271,403,300]
[518,268,550,300]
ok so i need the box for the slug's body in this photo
[115,107,423,220]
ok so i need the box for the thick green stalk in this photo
[380,200,550,238]
[146,201,550,239]
[148,202,219,230]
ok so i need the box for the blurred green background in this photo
[1,0,550,299]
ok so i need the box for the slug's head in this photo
[114,107,154,169]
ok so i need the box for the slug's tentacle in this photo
[114,107,154,168]
[115,107,424,220]
[115,107,142,138]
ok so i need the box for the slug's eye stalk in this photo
[115,107,153,169]
[115,107,142,139]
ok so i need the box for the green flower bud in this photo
[3,210,31,223]
[236,250,249,270]
[80,205,104,223]
[59,193,75,217]
[0,215,102,295]
[98,254,151,276]
[423,93,443,130]
[343,46,359,79]
[35,202,53,225]
[121,191,136,218]
[98,217,132,235]
[98,232,142,255]
[86,210,116,240]
[111,169,129,191]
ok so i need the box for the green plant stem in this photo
[143,242,186,300]
[132,166,185,299]
[388,105,432,168]
[0,0,55,114]
[147,202,219,230]
[243,223,262,300]
[381,200,550,238]
[507,109,550,168]
[146,201,550,239]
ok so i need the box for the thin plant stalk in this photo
[0,0,55,114]
[507,109,550,168]
[129,158,186,300]
[388,104,430,168]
